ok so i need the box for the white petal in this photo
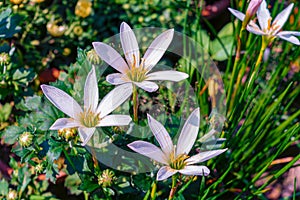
[143,29,174,71]
[277,31,300,37]
[106,73,129,85]
[120,22,140,68]
[157,166,177,181]
[97,83,133,118]
[277,34,300,45]
[257,0,271,31]
[176,108,200,156]
[128,141,169,165]
[246,24,266,35]
[272,3,294,34]
[41,85,82,119]
[186,149,227,165]
[98,114,131,126]
[92,42,129,74]
[179,165,210,176]
[227,8,245,21]
[146,71,189,82]
[135,81,159,92]
[50,118,80,130]
[147,114,173,156]
[78,127,96,146]
[84,66,98,111]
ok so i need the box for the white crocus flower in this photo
[128,108,227,181]
[41,66,132,146]
[92,22,188,93]
[229,0,300,45]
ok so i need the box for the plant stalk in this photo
[132,84,138,123]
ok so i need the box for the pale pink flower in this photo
[93,22,188,93]
[41,66,132,146]
[128,108,227,181]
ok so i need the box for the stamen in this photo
[132,54,136,70]
[79,107,100,127]
[267,18,272,31]
[169,152,189,170]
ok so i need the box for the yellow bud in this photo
[10,0,23,5]
[75,0,92,18]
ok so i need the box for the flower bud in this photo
[73,25,83,36]
[98,169,117,187]
[47,21,67,37]
[75,0,92,18]
[9,0,23,5]
[0,52,11,66]
[19,132,34,147]
[242,0,263,29]
[35,163,44,174]
[246,0,263,17]
[58,128,77,141]
[7,189,18,200]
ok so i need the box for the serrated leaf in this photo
[24,96,41,111]
[2,125,25,144]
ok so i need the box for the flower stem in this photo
[168,174,179,200]
[132,84,138,123]
[246,40,267,93]
[227,28,244,110]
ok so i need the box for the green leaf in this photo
[64,173,82,195]
[210,22,236,61]
[24,96,42,111]
[0,179,9,196]
[0,8,22,38]
[17,166,32,195]
[12,68,36,86]
[2,125,25,144]
[0,103,12,122]
[211,36,235,61]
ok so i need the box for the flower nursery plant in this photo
[0,0,300,199]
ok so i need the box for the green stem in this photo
[226,27,245,111]
[245,40,267,93]
[62,148,76,171]
[132,84,138,123]
[168,175,178,200]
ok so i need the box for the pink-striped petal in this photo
[143,29,174,71]
[277,34,300,45]
[97,83,133,118]
[146,71,188,82]
[98,114,131,126]
[257,0,271,31]
[179,165,210,176]
[92,42,129,74]
[49,118,80,130]
[106,73,129,85]
[135,81,159,92]
[228,8,245,21]
[84,66,98,111]
[78,127,96,146]
[186,149,227,165]
[176,108,200,156]
[41,85,82,119]
[120,22,140,68]
[272,3,294,34]
[147,114,173,156]
[157,166,177,181]
[128,141,169,165]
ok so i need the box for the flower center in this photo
[79,107,100,128]
[126,55,148,82]
[169,153,189,170]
